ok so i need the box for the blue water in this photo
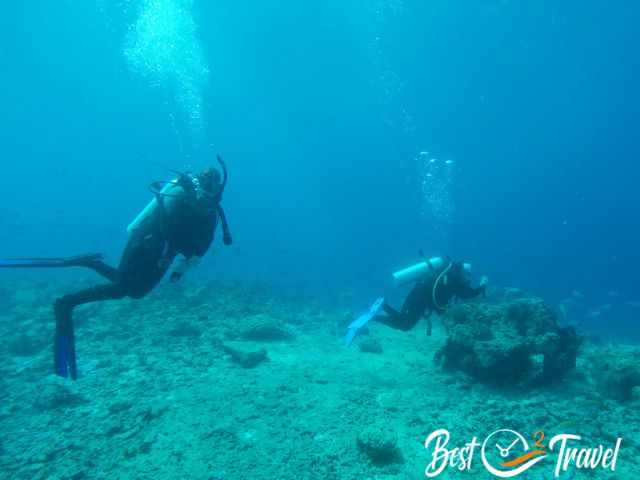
[1,1,639,337]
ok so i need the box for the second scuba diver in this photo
[378,255,487,335]
[0,155,233,380]
[345,254,487,344]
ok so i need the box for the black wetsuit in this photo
[378,261,485,333]
[54,186,220,379]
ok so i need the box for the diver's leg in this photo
[82,259,119,282]
[54,236,171,379]
[374,304,420,331]
[54,283,127,379]
[117,232,173,298]
[64,254,120,282]
[53,230,171,379]
[382,303,401,318]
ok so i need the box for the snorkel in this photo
[214,154,233,245]
[216,154,228,198]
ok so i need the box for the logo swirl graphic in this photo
[481,429,547,478]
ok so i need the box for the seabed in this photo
[0,279,638,480]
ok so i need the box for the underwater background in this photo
[1,1,639,479]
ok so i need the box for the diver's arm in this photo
[456,284,485,299]
[456,276,488,299]
[169,255,202,282]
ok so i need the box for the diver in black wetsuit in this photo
[377,258,487,335]
[0,156,233,379]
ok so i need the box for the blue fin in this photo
[0,253,102,269]
[344,297,385,346]
[344,328,358,347]
[54,320,77,380]
[0,258,66,268]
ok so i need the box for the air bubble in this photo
[124,0,209,153]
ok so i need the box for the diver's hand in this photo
[479,276,489,298]
[170,271,183,283]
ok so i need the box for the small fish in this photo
[556,419,578,430]
[625,301,640,308]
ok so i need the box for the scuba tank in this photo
[392,257,444,286]
[126,180,182,233]
[392,256,473,287]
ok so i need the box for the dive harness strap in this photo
[432,261,454,313]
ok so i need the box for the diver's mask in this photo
[163,155,227,204]
[200,154,228,202]
[182,156,233,245]
[196,167,222,201]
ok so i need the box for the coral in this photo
[357,423,403,465]
[3,280,640,479]
[591,347,640,401]
[435,296,581,386]
[358,338,383,354]
[222,344,269,369]
[232,314,295,342]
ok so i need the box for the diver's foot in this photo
[63,253,104,267]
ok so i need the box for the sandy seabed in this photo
[0,279,638,480]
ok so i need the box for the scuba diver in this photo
[0,155,233,380]
[378,255,487,335]
[344,254,487,345]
